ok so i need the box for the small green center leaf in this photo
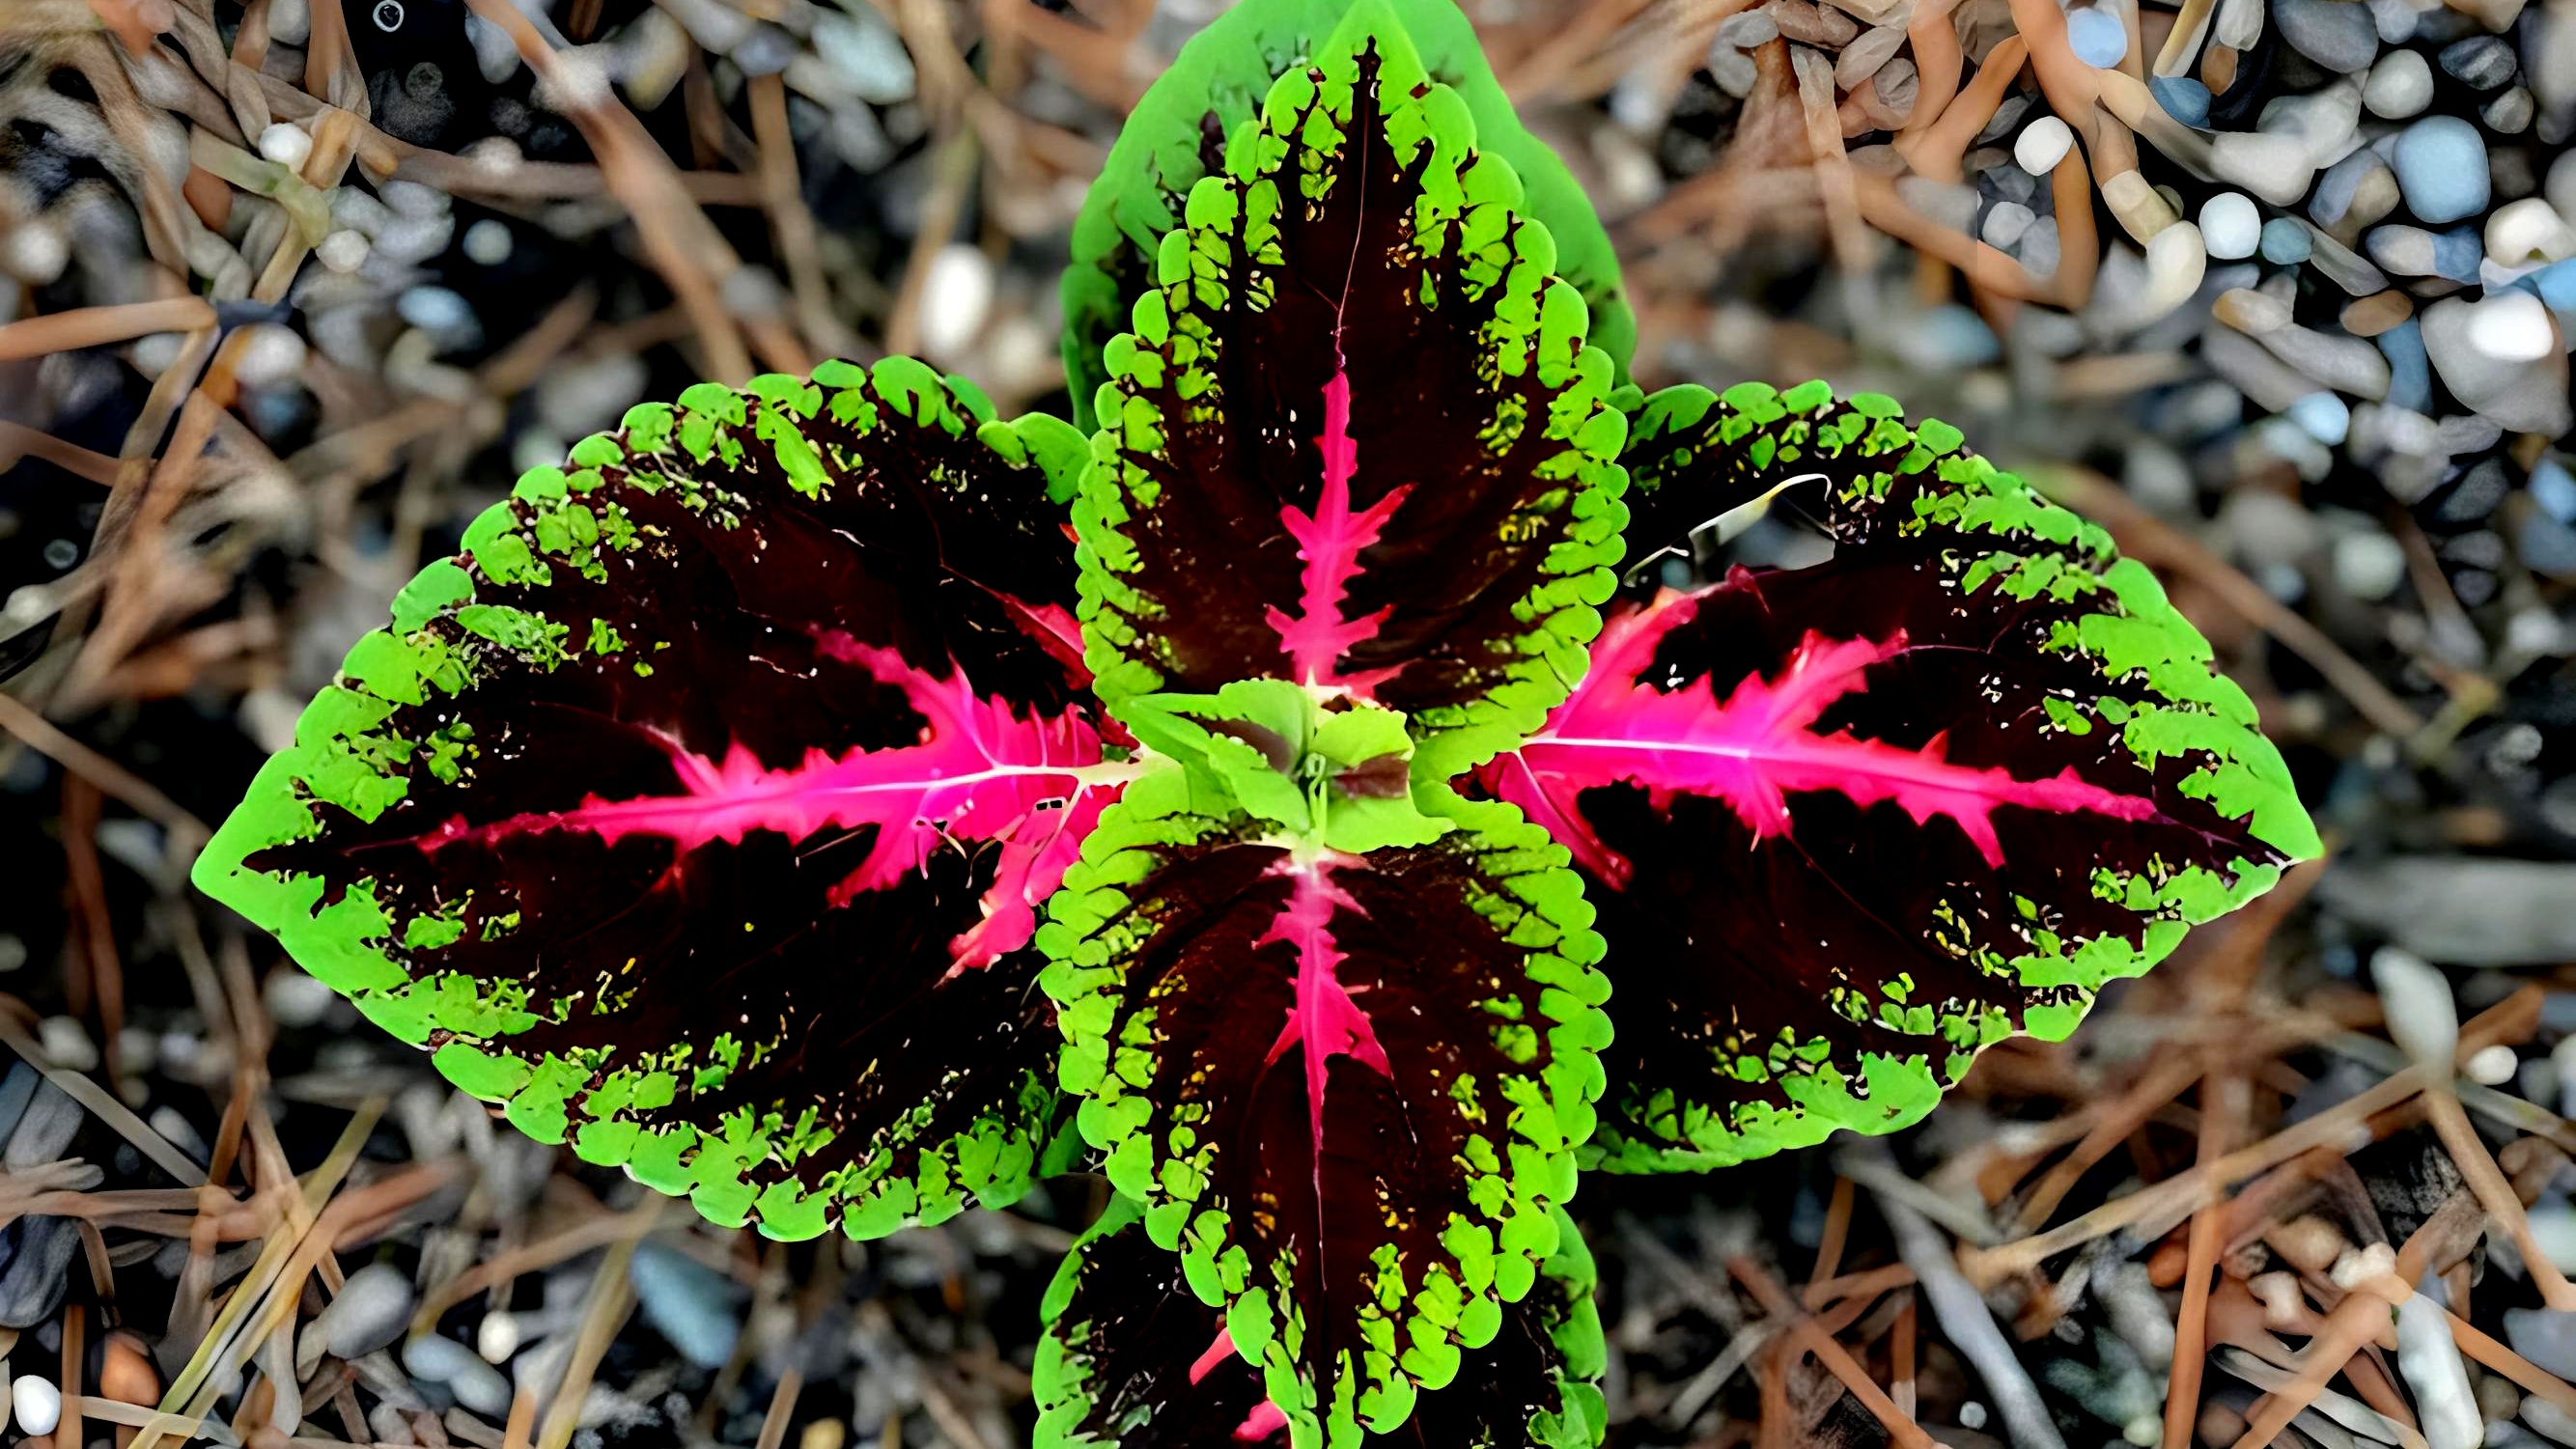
[1115,682,1452,853]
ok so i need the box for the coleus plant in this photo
[191,0,2318,1440]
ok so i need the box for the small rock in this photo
[316,1263,415,1361]
[810,7,914,104]
[2014,115,2075,175]
[2379,318,2434,412]
[13,1375,61,1435]
[462,218,513,266]
[2421,296,2575,433]
[2341,290,2415,335]
[2066,6,2128,66]
[268,0,308,43]
[0,1217,79,1326]
[2018,216,2062,277]
[2202,191,2263,258]
[2532,458,2576,521]
[100,1330,157,1408]
[2484,87,2534,135]
[464,13,520,84]
[730,22,797,76]
[1716,8,1778,45]
[2260,77,2364,168]
[2272,0,2381,71]
[1896,175,1982,234]
[1981,200,2036,249]
[1769,0,1858,44]
[2289,391,2353,443]
[2509,1308,2576,1380]
[2392,116,2493,224]
[2438,34,2516,89]
[317,229,369,273]
[2366,223,2483,280]
[630,1242,744,1371]
[257,122,312,171]
[2152,74,2212,125]
[2334,528,2410,598]
[2365,47,2434,117]
[917,243,994,361]
[2215,286,2294,332]
[404,1333,513,1418]
[5,1081,78,1168]
[2263,321,2394,397]
[2465,291,2560,360]
[2261,215,2314,263]
[2311,151,2392,227]
[1835,23,1907,87]
[2537,256,2576,310]
[2214,132,2321,207]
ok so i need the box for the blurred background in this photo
[1,0,2573,1444]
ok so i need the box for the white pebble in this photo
[2395,1294,2483,1449]
[2466,1044,2520,1085]
[1960,1402,1989,1431]
[2372,946,2460,1070]
[2330,1240,2397,1289]
[257,122,313,171]
[12,1375,61,1435]
[2487,199,2576,266]
[39,1015,98,1072]
[2200,191,2263,259]
[235,324,308,391]
[462,218,514,266]
[2013,115,2074,175]
[916,242,994,360]
[265,969,339,1028]
[318,229,371,273]
[2466,292,2559,362]
[2364,47,2434,118]
[268,0,309,44]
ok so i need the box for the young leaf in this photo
[1060,0,1635,433]
[1035,1197,1608,1448]
[1484,382,2319,1171]
[1038,767,1610,1449]
[1073,0,1632,781]
[191,359,1111,1240]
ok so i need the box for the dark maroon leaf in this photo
[1483,380,2318,1169]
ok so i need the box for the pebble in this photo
[2484,87,2534,135]
[2421,297,2574,432]
[917,244,994,360]
[1717,8,1778,45]
[1982,201,2036,250]
[2465,291,2560,360]
[1898,176,1982,234]
[2341,290,2415,334]
[2467,1043,2521,1084]
[5,1081,78,1168]
[2334,528,2410,598]
[1835,23,1908,87]
[2014,115,2074,175]
[2366,223,2483,281]
[0,1064,33,1146]
[404,1333,513,1417]
[2153,75,2212,126]
[809,6,916,103]
[730,22,798,76]
[2215,286,2293,332]
[2260,78,2364,168]
[100,1331,158,1407]
[464,14,520,84]
[315,1263,414,1360]
[2213,132,2321,207]
[462,219,513,266]
[630,1242,742,1370]
[13,1375,60,1435]
[2266,321,2394,397]
[2304,224,2394,293]
[2378,318,2434,412]
[0,1216,79,1326]
[1708,44,1758,97]
[2288,391,2352,444]
[2439,34,2517,89]
[2018,217,2062,278]
[2311,151,2391,228]
[2392,116,2493,224]
[268,0,308,43]
[2260,216,2314,263]
[2364,47,2434,117]
[397,287,482,352]
[2272,0,2381,71]
[317,229,370,273]
[2508,1310,2576,1381]
[2066,6,2128,66]
[2534,459,2576,521]
[2202,192,2263,258]
[2538,257,2576,310]
[257,122,312,171]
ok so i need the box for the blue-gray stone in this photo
[2438,34,2516,89]
[630,1242,742,1371]
[0,1063,38,1149]
[2533,257,2576,310]
[0,1216,78,1326]
[2273,0,2381,71]
[2519,513,2576,578]
[2288,391,2353,444]
[2391,115,2492,223]
[4,1081,79,1168]
[2066,6,2128,66]
[2378,318,2433,412]
[2151,74,2212,126]
[2530,458,2576,522]
[2312,150,2389,226]
[2261,217,2314,263]
[2430,226,2483,281]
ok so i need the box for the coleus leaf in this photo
[1033,1196,1608,1448]
[1059,0,1636,434]
[1037,766,1610,1449]
[1483,380,2321,1171]
[191,359,1115,1240]
[1071,0,1633,781]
